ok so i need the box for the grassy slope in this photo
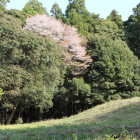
[0,97,140,140]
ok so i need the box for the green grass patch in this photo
[0,97,140,139]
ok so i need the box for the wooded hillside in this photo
[0,0,140,125]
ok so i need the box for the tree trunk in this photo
[38,108,42,121]
[1,111,5,125]
[6,102,19,125]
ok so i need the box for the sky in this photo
[6,0,140,21]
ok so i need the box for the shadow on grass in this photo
[73,102,140,126]
[0,123,128,140]
[0,102,140,140]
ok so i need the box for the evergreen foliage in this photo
[65,0,88,16]
[0,88,4,100]
[0,11,66,124]
[0,1,140,124]
[4,9,30,25]
[22,0,48,15]
[66,77,92,105]
[124,3,140,58]
[50,77,92,118]
[87,34,140,104]
[0,0,10,10]
[50,3,63,20]
[93,19,125,40]
[64,0,94,36]
[107,9,123,28]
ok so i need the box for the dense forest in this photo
[0,0,140,125]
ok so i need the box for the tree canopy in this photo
[0,0,140,124]
[22,0,48,15]
[87,34,140,104]
[124,3,140,58]
[50,3,63,19]
[107,9,123,28]
[0,0,10,10]
[0,11,66,124]
[64,0,93,36]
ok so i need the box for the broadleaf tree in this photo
[0,11,66,124]
[23,14,92,75]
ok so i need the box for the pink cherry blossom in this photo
[23,14,92,75]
